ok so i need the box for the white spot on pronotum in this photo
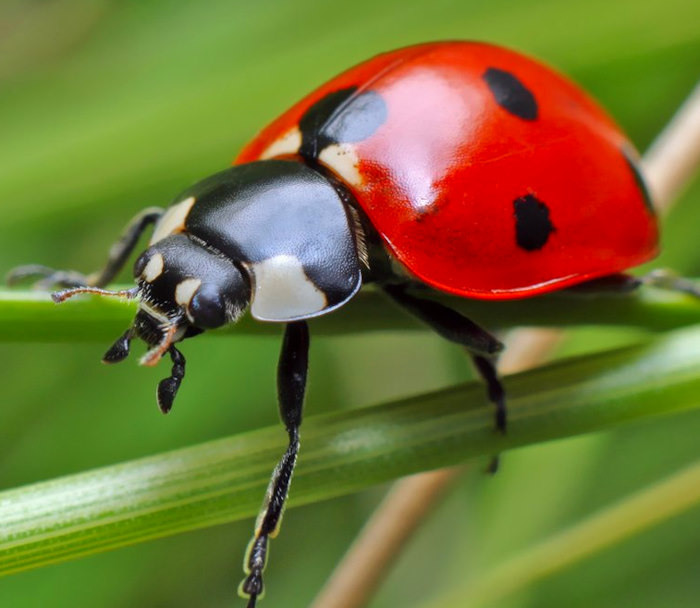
[318,143,363,187]
[142,253,165,282]
[150,196,196,245]
[259,127,303,160]
[175,278,202,307]
[247,255,327,322]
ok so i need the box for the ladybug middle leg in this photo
[383,283,507,432]
[240,320,309,608]
[6,207,163,289]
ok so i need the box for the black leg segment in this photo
[565,273,642,295]
[157,346,186,414]
[239,321,309,607]
[88,206,164,287]
[102,328,134,363]
[6,265,94,290]
[6,206,163,289]
[569,270,700,299]
[641,269,700,298]
[384,284,507,432]
[472,354,506,433]
[384,284,503,357]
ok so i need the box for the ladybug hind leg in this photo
[641,269,700,297]
[568,270,700,298]
[564,273,642,295]
[383,284,507,433]
[6,207,163,290]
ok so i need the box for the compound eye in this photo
[188,283,226,329]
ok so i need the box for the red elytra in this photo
[237,41,658,299]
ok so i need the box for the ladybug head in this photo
[132,234,251,333]
[52,233,251,413]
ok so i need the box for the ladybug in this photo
[9,42,657,606]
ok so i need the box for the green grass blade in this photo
[2,326,700,576]
[420,458,700,608]
[1,285,699,341]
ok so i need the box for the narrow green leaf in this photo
[420,458,700,608]
[1,284,699,341]
[2,326,700,576]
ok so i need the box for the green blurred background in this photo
[1,0,699,606]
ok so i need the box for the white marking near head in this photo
[175,278,202,307]
[247,255,327,322]
[138,301,172,326]
[260,127,303,160]
[318,143,363,187]
[142,253,165,282]
[149,196,196,245]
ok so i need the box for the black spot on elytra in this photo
[621,146,655,214]
[483,68,538,121]
[298,87,387,160]
[513,194,555,250]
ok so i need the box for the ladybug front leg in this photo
[7,206,163,289]
[240,321,309,608]
[383,284,507,432]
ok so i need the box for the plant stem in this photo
[2,285,700,342]
[3,327,700,575]
[419,457,700,608]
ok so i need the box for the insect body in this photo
[10,42,657,606]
